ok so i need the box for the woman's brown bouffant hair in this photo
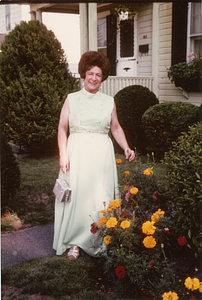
[78,51,111,82]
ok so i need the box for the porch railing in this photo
[101,76,154,98]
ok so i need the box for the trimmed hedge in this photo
[142,101,200,155]
[114,85,159,153]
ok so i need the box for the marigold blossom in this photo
[142,221,156,235]
[151,209,165,223]
[122,170,130,178]
[106,217,118,228]
[177,236,187,246]
[120,220,130,229]
[98,216,107,226]
[130,187,139,195]
[90,222,98,234]
[185,277,200,291]
[115,266,126,279]
[104,235,111,245]
[100,210,107,215]
[143,167,154,175]
[199,282,202,293]
[148,261,153,269]
[109,199,120,210]
[116,158,122,164]
[162,291,179,300]
[143,236,157,248]
[124,184,129,191]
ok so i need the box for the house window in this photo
[120,19,134,58]
[189,2,202,58]
[97,18,107,56]
[5,5,11,31]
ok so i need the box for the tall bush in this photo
[114,85,159,154]
[164,122,202,255]
[0,20,78,156]
[142,101,200,157]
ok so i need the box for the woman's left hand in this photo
[124,148,135,162]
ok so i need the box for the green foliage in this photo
[167,53,202,92]
[142,101,200,156]
[1,131,20,212]
[0,20,79,156]
[163,122,202,255]
[114,85,159,154]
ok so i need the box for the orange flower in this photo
[106,217,118,228]
[122,171,130,178]
[130,187,139,195]
[109,199,120,210]
[143,236,156,248]
[151,209,165,223]
[143,167,154,175]
[100,210,107,215]
[98,216,107,226]
[116,158,122,164]
[124,184,129,191]
[142,221,156,235]
[120,220,130,229]
[104,235,111,245]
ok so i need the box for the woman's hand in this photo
[59,155,70,173]
[124,148,135,162]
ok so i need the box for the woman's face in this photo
[84,66,102,94]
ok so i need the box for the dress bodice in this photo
[68,88,114,134]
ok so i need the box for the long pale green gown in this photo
[53,88,120,256]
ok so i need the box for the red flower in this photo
[190,297,196,300]
[177,236,187,246]
[164,228,170,235]
[152,191,159,200]
[90,222,98,234]
[115,266,126,279]
[123,212,129,219]
[148,261,153,269]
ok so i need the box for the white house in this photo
[4,2,202,106]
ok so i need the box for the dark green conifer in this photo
[0,20,78,156]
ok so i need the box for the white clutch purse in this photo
[53,178,71,202]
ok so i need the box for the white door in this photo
[117,15,137,77]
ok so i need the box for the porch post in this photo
[79,3,89,55]
[88,3,97,51]
[152,3,159,97]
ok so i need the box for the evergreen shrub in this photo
[164,122,202,255]
[142,101,200,155]
[114,85,159,154]
[0,20,78,156]
[1,131,20,212]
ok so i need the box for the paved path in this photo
[1,224,55,268]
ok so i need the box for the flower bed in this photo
[90,157,202,299]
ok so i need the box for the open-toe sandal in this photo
[68,246,79,260]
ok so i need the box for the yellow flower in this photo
[162,291,179,300]
[98,216,107,226]
[122,170,130,177]
[185,277,200,291]
[116,158,122,164]
[109,199,120,210]
[130,187,139,195]
[199,282,202,293]
[104,235,111,245]
[143,236,157,248]
[106,217,118,228]
[142,221,156,235]
[100,210,107,215]
[120,220,130,229]
[151,209,165,223]
[143,167,154,175]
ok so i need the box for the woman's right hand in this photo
[59,155,70,173]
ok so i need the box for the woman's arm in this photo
[58,97,70,173]
[110,102,135,162]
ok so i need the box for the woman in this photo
[53,51,135,260]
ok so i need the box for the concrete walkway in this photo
[1,224,55,268]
